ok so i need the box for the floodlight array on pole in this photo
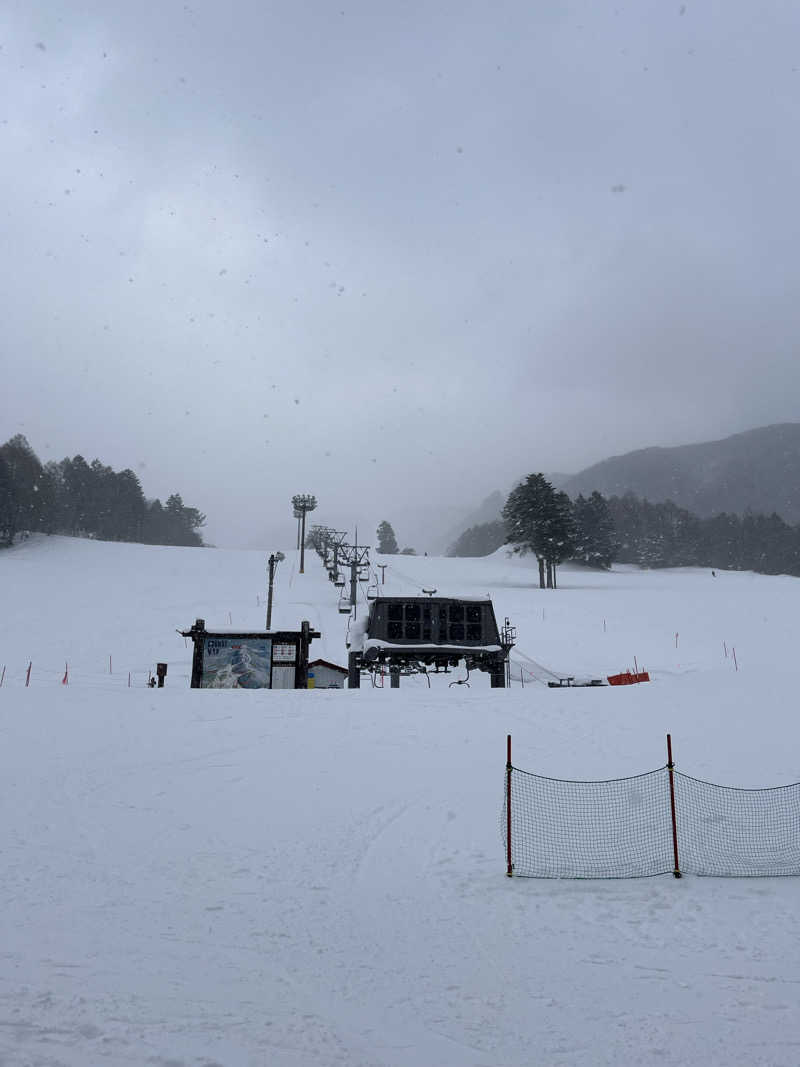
[291,494,317,573]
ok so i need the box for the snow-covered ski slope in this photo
[3,534,800,1066]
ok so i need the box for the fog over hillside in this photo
[4,3,800,547]
[563,423,800,522]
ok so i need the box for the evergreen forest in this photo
[449,473,800,583]
[0,435,206,549]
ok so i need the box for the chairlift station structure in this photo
[348,595,514,688]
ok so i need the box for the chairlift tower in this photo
[336,531,371,619]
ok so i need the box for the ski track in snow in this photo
[2,537,800,1064]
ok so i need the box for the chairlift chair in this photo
[337,596,352,615]
[366,582,379,601]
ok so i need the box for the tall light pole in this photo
[294,508,302,550]
[266,551,285,630]
[291,494,317,573]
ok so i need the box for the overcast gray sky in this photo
[3,0,800,550]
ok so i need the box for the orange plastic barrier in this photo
[607,671,650,686]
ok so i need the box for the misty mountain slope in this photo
[4,535,800,1065]
[563,423,800,520]
[431,490,506,554]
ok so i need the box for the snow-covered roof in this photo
[309,658,348,674]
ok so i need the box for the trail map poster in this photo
[200,637,272,688]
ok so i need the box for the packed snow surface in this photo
[3,535,800,1065]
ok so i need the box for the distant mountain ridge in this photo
[563,423,800,523]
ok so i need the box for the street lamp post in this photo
[266,551,285,630]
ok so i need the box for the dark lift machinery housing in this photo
[347,596,514,688]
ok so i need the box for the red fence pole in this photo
[666,734,682,879]
[506,734,513,877]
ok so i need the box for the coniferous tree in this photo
[112,469,147,541]
[166,493,205,546]
[89,459,117,540]
[0,435,44,545]
[696,512,742,570]
[537,489,576,588]
[572,492,616,569]
[60,455,94,536]
[376,521,399,554]
[503,473,575,587]
[0,448,14,546]
[503,473,553,587]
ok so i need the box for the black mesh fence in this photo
[502,758,800,878]
[674,772,800,877]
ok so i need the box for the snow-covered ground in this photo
[3,535,800,1065]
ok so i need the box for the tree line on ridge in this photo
[447,473,800,585]
[0,435,205,548]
